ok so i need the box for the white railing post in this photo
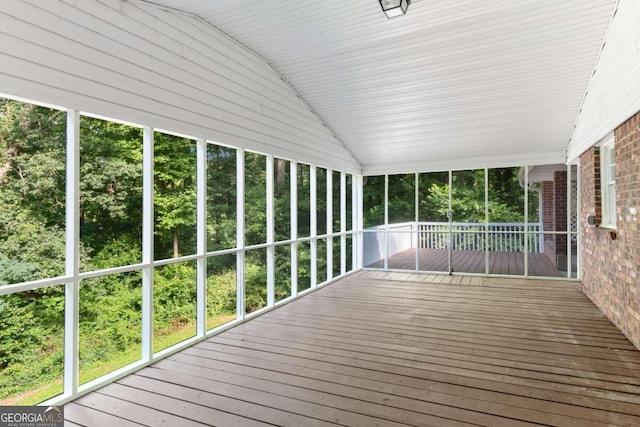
[64,109,80,397]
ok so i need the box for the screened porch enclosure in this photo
[363,166,578,278]
[2,0,634,418]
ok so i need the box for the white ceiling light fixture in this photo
[379,0,410,18]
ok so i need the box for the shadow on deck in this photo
[64,271,640,426]
[366,248,567,277]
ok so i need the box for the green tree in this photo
[154,133,197,259]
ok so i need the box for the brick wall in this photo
[554,171,568,258]
[542,181,554,238]
[581,111,640,350]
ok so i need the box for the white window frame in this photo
[600,135,616,228]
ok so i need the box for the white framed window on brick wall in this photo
[600,136,616,228]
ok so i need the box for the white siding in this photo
[567,0,640,161]
[0,0,360,173]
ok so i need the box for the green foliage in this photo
[154,263,197,332]
[0,290,64,400]
[80,117,143,263]
[206,145,236,251]
[0,258,41,286]
[365,169,531,227]
[80,273,142,369]
[244,152,267,246]
[244,263,267,313]
[207,268,237,317]
[154,132,197,258]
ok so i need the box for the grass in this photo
[1,312,237,406]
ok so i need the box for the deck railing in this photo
[418,222,544,253]
[363,221,544,267]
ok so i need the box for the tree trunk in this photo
[276,158,286,186]
[173,229,179,258]
[0,144,19,183]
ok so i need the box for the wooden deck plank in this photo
[196,335,640,425]
[191,339,640,425]
[237,318,640,391]
[154,358,488,427]
[96,382,272,426]
[166,352,540,427]
[64,402,142,427]
[65,271,640,426]
[372,248,565,277]
[118,373,339,427]
[73,390,207,427]
[135,366,424,427]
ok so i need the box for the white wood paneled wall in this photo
[568,0,640,161]
[0,0,360,173]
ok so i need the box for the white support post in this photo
[524,165,529,277]
[484,168,489,275]
[196,138,207,337]
[352,174,358,271]
[266,155,275,306]
[384,174,389,270]
[236,149,245,320]
[291,161,299,295]
[64,109,80,397]
[326,169,333,280]
[415,173,419,271]
[141,127,154,361]
[447,171,452,274]
[356,175,364,270]
[340,172,346,276]
[310,164,317,288]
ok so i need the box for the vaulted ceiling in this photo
[146,0,617,174]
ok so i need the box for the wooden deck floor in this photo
[65,271,640,426]
[368,248,565,277]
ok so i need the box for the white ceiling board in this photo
[143,0,617,173]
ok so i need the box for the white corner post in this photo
[196,138,207,337]
[236,149,245,320]
[266,155,275,307]
[64,109,80,397]
[141,127,154,361]
[291,160,299,295]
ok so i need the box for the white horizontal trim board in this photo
[568,0,640,161]
[0,0,360,174]
[362,150,566,176]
